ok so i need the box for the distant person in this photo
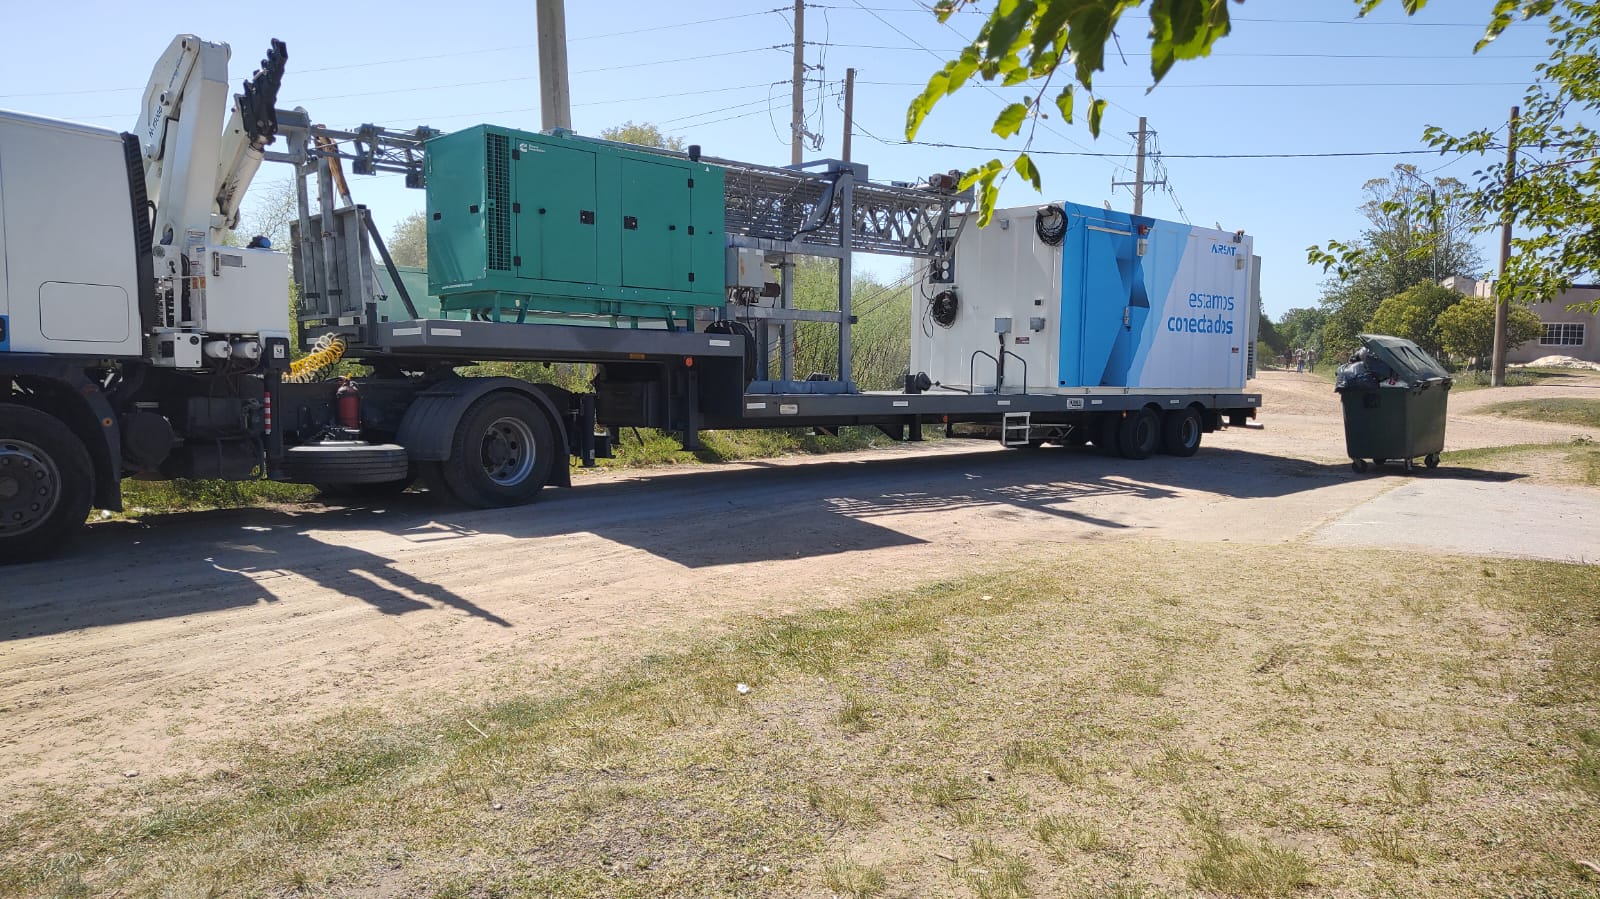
[1295,350,1306,373]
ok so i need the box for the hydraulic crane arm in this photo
[137,35,286,248]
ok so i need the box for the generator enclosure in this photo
[424,126,727,327]
[912,202,1258,393]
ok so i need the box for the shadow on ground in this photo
[2,443,1528,640]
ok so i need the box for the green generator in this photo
[424,126,727,328]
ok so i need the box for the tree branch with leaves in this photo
[907,0,1541,226]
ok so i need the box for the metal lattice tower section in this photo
[717,158,970,259]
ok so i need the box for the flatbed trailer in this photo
[0,35,1261,562]
[365,317,1260,440]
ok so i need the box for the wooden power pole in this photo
[536,0,572,130]
[1491,105,1519,387]
[791,0,806,165]
[1112,117,1164,214]
[842,67,855,162]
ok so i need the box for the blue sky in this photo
[0,0,1548,319]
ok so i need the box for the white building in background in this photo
[1442,276,1600,364]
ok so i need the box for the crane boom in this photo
[137,34,286,247]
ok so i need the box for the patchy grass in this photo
[3,544,1598,897]
[1449,367,1584,391]
[822,856,887,898]
[594,425,896,470]
[1480,397,1600,430]
[118,477,319,515]
[1440,437,1600,485]
[1182,801,1315,897]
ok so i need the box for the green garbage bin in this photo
[1335,334,1452,473]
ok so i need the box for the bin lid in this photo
[1358,333,1451,383]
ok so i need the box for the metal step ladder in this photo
[1001,411,1032,447]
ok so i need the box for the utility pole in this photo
[1491,105,1519,387]
[791,0,806,165]
[842,67,855,162]
[536,0,572,130]
[1111,117,1164,215]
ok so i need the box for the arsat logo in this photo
[1211,243,1238,256]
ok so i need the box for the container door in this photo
[518,142,598,284]
[620,158,690,291]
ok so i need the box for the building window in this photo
[1541,322,1586,346]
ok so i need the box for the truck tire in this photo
[1117,408,1160,460]
[283,443,411,485]
[440,392,556,508]
[1160,407,1204,457]
[0,404,94,564]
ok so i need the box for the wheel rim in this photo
[478,416,537,486]
[0,439,62,537]
[1181,416,1200,448]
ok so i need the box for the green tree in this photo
[908,1,1533,224]
[387,211,427,267]
[1277,307,1329,357]
[600,121,685,151]
[1364,284,1461,358]
[1310,166,1484,360]
[1257,313,1287,357]
[1435,295,1543,364]
[1420,0,1600,308]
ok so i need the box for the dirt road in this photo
[3,371,1598,797]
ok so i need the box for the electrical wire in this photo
[858,131,1456,159]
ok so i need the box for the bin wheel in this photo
[1352,459,1368,473]
[1424,453,1440,469]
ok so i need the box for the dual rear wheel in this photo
[1088,407,1203,460]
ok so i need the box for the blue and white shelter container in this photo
[912,201,1260,395]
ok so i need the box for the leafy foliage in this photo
[1420,0,1600,308]
[1434,294,1543,363]
[386,211,428,267]
[599,121,685,152]
[1308,166,1485,358]
[1365,284,1465,358]
[911,1,1531,223]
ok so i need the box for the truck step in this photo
[1001,411,1032,447]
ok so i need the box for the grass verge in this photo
[1479,397,1600,430]
[3,543,1598,897]
[1440,437,1600,486]
[1449,367,1584,392]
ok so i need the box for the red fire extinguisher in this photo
[336,379,361,430]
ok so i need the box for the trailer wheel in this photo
[1160,407,1204,457]
[1118,408,1160,460]
[441,392,556,508]
[0,404,94,564]
[1094,413,1122,456]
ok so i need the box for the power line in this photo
[858,78,1533,90]
[570,7,786,42]
[814,43,1545,59]
[858,132,1456,160]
